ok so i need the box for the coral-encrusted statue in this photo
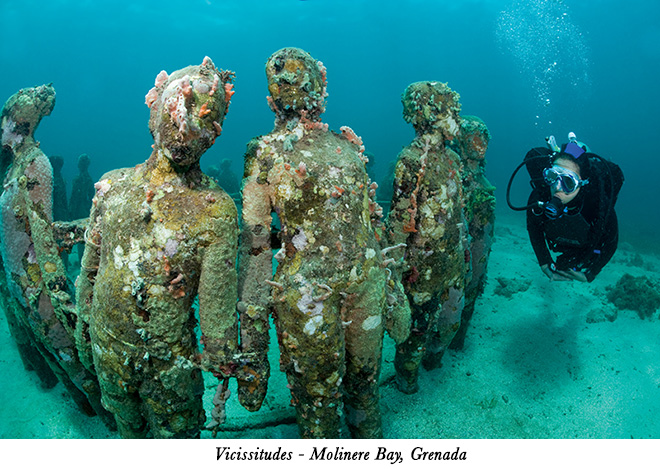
[449,116,495,350]
[238,47,410,438]
[69,153,95,221]
[75,58,240,438]
[49,155,69,221]
[69,153,96,262]
[386,81,468,394]
[0,85,112,424]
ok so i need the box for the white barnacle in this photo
[174,355,194,370]
[413,292,432,305]
[292,229,308,251]
[303,315,324,335]
[113,245,125,269]
[153,224,175,246]
[274,247,286,262]
[327,165,341,178]
[447,178,458,197]
[293,122,304,140]
[362,315,382,331]
[127,239,142,277]
[164,238,179,257]
[365,248,376,259]
[277,183,294,200]
[297,293,323,316]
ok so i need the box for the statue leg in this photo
[275,293,344,438]
[393,299,438,394]
[140,359,205,439]
[423,286,464,371]
[91,334,147,438]
[394,328,425,394]
[343,268,386,439]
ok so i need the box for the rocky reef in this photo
[606,273,660,319]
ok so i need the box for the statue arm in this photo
[235,155,274,411]
[52,218,88,253]
[386,156,418,247]
[198,212,240,376]
[381,156,416,343]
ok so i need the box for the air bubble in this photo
[496,0,590,122]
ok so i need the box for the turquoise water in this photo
[1,0,659,440]
[1,0,658,245]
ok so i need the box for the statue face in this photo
[401,81,461,137]
[1,84,56,146]
[148,61,230,167]
[265,47,326,119]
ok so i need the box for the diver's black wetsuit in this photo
[525,148,623,283]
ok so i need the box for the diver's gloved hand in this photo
[540,264,570,282]
[555,269,588,282]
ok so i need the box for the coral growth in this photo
[493,277,531,299]
[449,115,495,350]
[0,83,114,428]
[75,59,240,438]
[385,81,468,394]
[401,81,461,140]
[238,47,410,438]
[606,273,660,319]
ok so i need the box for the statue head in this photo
[265,47,327,121]
[1,84,56,151]
[401,81,461,140]
[458,115,491,162]
[77,153,91,172]
[49,155,64,173]
[146,57,234,167]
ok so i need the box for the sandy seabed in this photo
[1,215,659,440]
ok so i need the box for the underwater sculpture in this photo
[238,47,411,438]
[69,153,96,262]
[69,153,95,221]
[49,155,69,221]
[0,84,112,424]
[207,158,240,197]
[75,58,240,438]
[449,116,495,350]
[385,81,468,394]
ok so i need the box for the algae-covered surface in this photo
[1,215,659,439]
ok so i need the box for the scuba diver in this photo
[507,132,624,282]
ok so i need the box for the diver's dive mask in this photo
[542,165,588,194]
